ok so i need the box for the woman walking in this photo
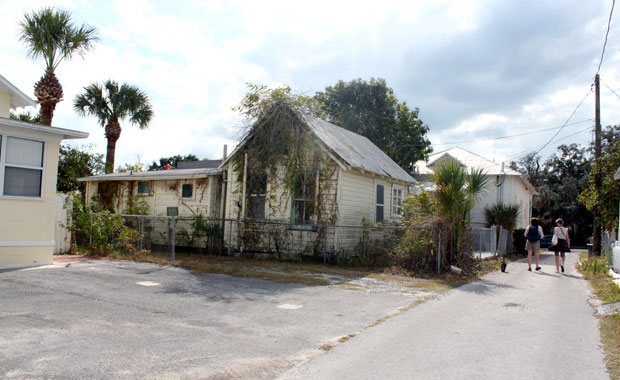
[551,218,570,273]
[525,217,544,271]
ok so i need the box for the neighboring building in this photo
[0,74,88,269]
[79,164,222,218]
[220,102,416,255]
[413,146,536,229]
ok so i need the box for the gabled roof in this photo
[78,167,221,182]
[221,109,416,183]
[0,74,36,109]
[414,146,536,194]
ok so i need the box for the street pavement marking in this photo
[277,304,303,310]
[136,281,160,286]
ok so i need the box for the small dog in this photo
[500,257,507,273]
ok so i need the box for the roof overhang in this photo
[78,168,222,182]
[0,74,37,109]
[0,117,88,140]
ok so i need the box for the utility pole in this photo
[593,74,602,255]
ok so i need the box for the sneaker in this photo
[535,267,542,271]
[561,265,564,273]
[528,268,532,271]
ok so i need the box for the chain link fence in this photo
[70,213,512,270]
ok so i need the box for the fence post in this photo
[89,213,93,250]
[227,220,232,256]
[436,231,441,273]
[171,216,176,265]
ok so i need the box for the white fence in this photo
[54,194,73,254]
[472,226,511,258]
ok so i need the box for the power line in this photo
[597,0,616,75]
[431,119,591,146]
[602,81,620,101]
[531,84,593,157]
[505,125,593,162]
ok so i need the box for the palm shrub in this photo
[484,202,521,231]
[431,160,488,265]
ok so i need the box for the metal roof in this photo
[413,146,536,194]
[177,159,222,169]
[302,114,416,183]
[78,167,221,182]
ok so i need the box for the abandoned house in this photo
[219,101,417,256]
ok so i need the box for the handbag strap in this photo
[557,227,566,239]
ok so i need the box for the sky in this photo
[0,0,618,170]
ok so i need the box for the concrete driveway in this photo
[0,260,420,379]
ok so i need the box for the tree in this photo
[314,78,432,170]
[432,160,489,263]
[19,7,98,126]
[74,80,153,173]
[484,202,521,231]
[117,162,144,173]
[580,140,620,231]
[9,111,40,124]
[57,144,104,193]
[511,144,593,245]
[148,154,199,171]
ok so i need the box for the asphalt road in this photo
[0,260,418,380]
[279,251,609,380]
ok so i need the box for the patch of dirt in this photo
[53,255,109,263]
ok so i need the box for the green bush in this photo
[580,256,609,274]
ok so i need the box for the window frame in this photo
[375,181,385,223]
[136,180,151,195]
[247,172,268,220]
[181,183,193,199]
[0,134,46,200]
[391,184,404,218]
[290,171,316,228]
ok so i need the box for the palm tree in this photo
[432,160,489,261]
[484,202,521,231]
[19,7,98,126]
[74,80,153,173]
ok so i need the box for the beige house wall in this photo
[85,176,221,218]
[0,89,10,118]
[0,138,61,268]
[470,175,533,229]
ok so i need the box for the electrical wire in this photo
[597,0,616,75]
[603,81,620,101]
[504,125,593,162]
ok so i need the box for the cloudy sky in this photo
[0,0,618,169]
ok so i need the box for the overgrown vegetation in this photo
[578,253,620,379]
[484,202,520,231]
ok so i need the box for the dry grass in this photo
[577,253,620,379]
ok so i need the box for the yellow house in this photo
[0,74,88,269]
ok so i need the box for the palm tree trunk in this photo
[104,117,122,174]
[34,69,63,126]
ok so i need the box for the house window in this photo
[137,181,150,195]
[181,184,193,198]
[1,136,44,198]
[392,185,404,216]
[375,183,384,223]
[247,173,267,220]
[291,172,315,226]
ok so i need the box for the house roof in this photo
[0,116,88,140]
[78,167,222,182]
[413,146,537,194]
[221,108,416,184]
[0,74,37,109]
[177,159,222,169]
[615,166,620,180]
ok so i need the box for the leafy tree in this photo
[580,140,620,232]
[74,80,153,173]
[9,111,40,123]
[57,144,104,193]
[117,162,144,173]
[432,160,489,263]
[233,83,322,122]
[314,78,432,170]
[511,143,592,245]
[19,7,98,126]
[148,154,199,171]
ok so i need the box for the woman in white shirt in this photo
[551,218,570,273]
